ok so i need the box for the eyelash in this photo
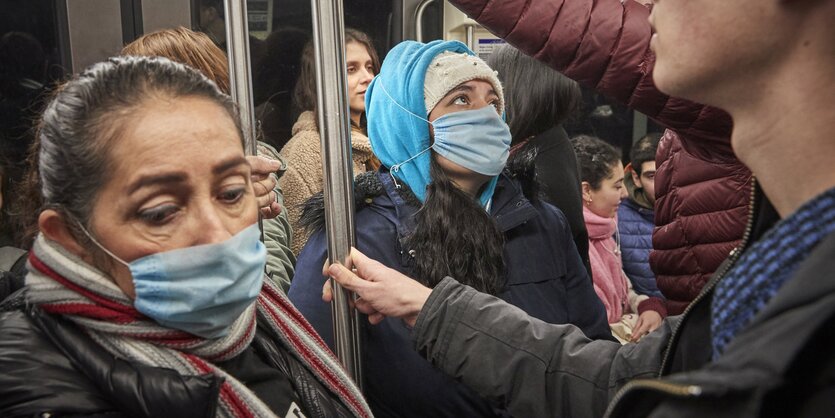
[452,96,469,105]
[137,188,245,226]
[219,187,245,203]
[451,95,499,109]
[347,65,374,75]
[138,205,178,225]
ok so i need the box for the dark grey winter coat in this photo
[411,189,835,417]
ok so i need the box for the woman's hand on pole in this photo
[323,247,432,327]
[247,155,283,219]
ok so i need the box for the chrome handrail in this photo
[310,0,363,389]
[414,0,436,43]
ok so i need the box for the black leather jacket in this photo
[0,292,354,418]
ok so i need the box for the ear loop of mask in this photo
[376,80,434,189]
[73,219,131,268]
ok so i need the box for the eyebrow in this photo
[447,84,498,98]
[127,172,187,195]
[127,156,248,195]
[212,156,249,176]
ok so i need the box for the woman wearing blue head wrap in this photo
[289,40,612,417]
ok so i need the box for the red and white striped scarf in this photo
[26,235,372,418]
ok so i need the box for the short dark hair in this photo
[487,44,581,143]
[630,132,661,175]
[571,135,621,190]
[199,0,225,19]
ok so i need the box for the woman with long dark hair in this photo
[289,40,611,417]
[486,44,591,276]
[279,28,381,255]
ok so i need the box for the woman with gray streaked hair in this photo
[0,55,370,418]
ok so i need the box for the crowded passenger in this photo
[618,133,664,299]
[571,135,666,343]
[121,27,295,292]
[485,44,591,277]
[0,56,371,418]
[448,0,752,315]
[279,28,380,255]
[324,0,835,415]
[290,40,611,417]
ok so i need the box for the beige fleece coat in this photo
[279,111,376,255]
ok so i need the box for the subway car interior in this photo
[2,1,834,417]
[0,0,655,201]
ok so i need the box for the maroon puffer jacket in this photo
[447,0,752,314]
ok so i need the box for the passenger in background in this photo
[290,40,611,418]
[194,0,265,63]
[0,31,49,229]
[0,56,370,418]
[279,28,380,255]
[618,133,664,299]
[572,135,666,343]
[253,28,310,151]
[485,44,591,277]
[122,27,296,292]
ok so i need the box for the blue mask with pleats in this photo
[81,222,266,339]
[378,81,511,208]
[430,105,511,176]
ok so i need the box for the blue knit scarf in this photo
[711,186,835,358]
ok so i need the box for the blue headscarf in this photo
[365,40,499,206]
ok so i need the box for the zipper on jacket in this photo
[657,176,758,375]
[603,379,703,418]
[604,177,759,417]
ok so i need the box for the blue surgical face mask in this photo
[430,106,511,176]
[81,222,266,339]
[389,105,512,177]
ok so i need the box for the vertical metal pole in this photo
[310,0,363,388]
[465,24,476,51]
[224,0,265,237]
[224,0,257,157]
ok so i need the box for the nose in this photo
[359,68,373,85]
[620,187,629,200]
[192,204,234,245]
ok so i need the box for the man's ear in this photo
[630,166,643,188]
[39,209,89,259]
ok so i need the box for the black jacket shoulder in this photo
[0,306,220,418]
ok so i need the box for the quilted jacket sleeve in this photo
[447,0,733,152]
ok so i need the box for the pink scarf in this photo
[583,206,629,323]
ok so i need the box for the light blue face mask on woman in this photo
[80,222,266,339]
[429,105,512,176]
[378,81,512,178]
